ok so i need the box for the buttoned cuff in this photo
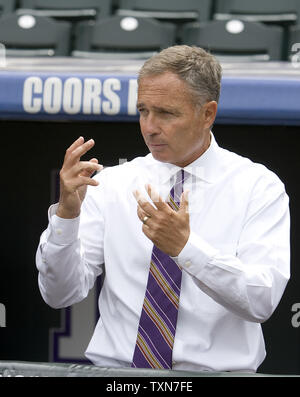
[48,203,80,245]
[172,231,218,275]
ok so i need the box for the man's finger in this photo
[78,175,100,187]
[66,136,84,153]
[133,190,156,217]
[145,184,168,211]
[68,175,99,191]
[79,160,103,177]
[137,206,152,227]
[65,138,96,165]
[179,190,189,213]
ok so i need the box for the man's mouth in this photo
[148,143,167,148]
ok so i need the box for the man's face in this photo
[137,72,217,167]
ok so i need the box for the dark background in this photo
[0,119,299,374]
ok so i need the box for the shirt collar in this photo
[147,132,222,184]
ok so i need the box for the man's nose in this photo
[141,114,160,136]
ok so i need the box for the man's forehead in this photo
[137,73,190,101]
[138,71,183,87]
[137,86,173,101]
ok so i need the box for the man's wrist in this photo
[176,231,218,272]
[48,207,80,245]
[170,230,190,257]
[56,205,80,219]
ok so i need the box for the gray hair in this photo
[138,45,222,106]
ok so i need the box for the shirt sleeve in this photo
[36,186,105,309]
[176,175,290,323]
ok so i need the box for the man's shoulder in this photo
[219,145,285,190]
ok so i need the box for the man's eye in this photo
[161,110,174,117]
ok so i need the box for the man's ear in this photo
[203,101,218,129]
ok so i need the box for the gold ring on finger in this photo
[142,216,150,225]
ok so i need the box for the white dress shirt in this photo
[36,134,290,373]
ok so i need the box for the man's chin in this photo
[150,151,171,163]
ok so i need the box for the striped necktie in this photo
[131,169,187,369]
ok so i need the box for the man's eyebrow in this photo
[136,103,180,114]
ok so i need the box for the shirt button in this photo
[185,261,191,268]
[56,228,62,235]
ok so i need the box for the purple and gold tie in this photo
[131,170,187,369]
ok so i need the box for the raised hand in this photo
[133,184,190,257]
[56,137,103,219]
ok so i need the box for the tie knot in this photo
[169,169,189,210]
[174,169,188,187]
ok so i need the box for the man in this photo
[36,45,290,373]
